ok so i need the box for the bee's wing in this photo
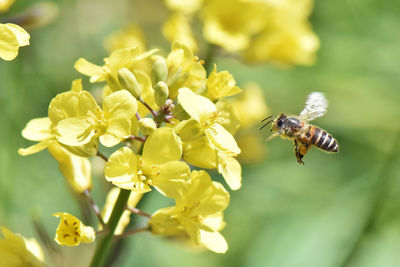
[299,92,328,122]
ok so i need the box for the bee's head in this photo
[270,113,287,133]
[260,113,286,132]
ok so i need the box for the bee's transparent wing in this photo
[299,92,328,122]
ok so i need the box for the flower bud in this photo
[172,102,190,120]
[138,118,157,135]
[154,81,169,107]
[151,58,168,86]
[118,68,142,98]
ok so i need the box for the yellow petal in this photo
[0,0,15,12]
[151,161,190,199]
[48,90,101,125]
[5,24,30,46]
[149,207,182,236]
[0,23,29,61]
[177,87,216,122]
[142,127,182,165]
[100,117,131,147]
[164,0,202,14]
[217,152,241,190]
[21,117,53,141]
[74,58,105,82]
[56,117,98,146]
[18,140,54,156]
[216,99,240,135]
[48,143,92,193]
[205,123,240,155]
[199,230,228,253]
[0,227,45,267]
[70,78,83,93]
[182,137,217,169]
[175,118,203,142]
[102,89,138,119]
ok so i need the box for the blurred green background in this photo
[1,0,400,266]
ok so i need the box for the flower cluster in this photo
[163,0,319,65]
[19,41,243,253]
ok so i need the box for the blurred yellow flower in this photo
[101,187,143,235]
[0,23,29,61]
[105,128,190,198]
[164,0,202,14]
[53,212,95,246]
[149,170,230,253]
[0,0,15,12]
[104,25,146,53]
[0,227,45,267]
[163,13,198,52]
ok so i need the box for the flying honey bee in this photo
[260,92,339,164]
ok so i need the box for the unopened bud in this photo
[154,81,169,107]
[172,103,190,120]
[118,68,142,98]
[151,58,168,86]
[138,118,157,135]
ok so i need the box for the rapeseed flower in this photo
[0,23,29,60]
[53,212,95,246]
[149,170,229,253]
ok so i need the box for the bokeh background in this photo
[1,0,400,266]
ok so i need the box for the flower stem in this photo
[126,206,152,218]
[83,189,105,227]
[89,189,131,267]
[203,44,217,74]
[138,97,157,117]
[114,226,149,240]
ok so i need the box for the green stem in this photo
[89,189,131,267]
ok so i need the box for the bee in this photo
[260,92,339,164]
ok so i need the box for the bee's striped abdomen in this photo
[306,126,339,152]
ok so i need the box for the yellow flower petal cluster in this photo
[149,170,229,253]
[105,128,190,198]
[0,227,45,267]
[0,23,30,61]
[163,0,319,65]
[18,80,93,193]
[19,39,244,255]
[0,0,15,12]
[53,212,95,246]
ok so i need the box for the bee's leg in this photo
[294,140,303,164]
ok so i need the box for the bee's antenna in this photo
[259,120,273,131]
[261,115,273,122]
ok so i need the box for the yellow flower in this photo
[165,42,206,99]
[149,170,230,253]
[164,0,202,14]
[101,187,143,235]
[162,13,197,52]
[104,25,146,53]
[0,227,45,267]
[18,116,92,193]
[51,87,137,148]
[205,65,242,101]
[201,0,266,52]
[0,23,30,61]
[177,87,240,155]
[105,127,190,198]
[0,0,15,12]
[53,212,95,246]
[74,47,157,91]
